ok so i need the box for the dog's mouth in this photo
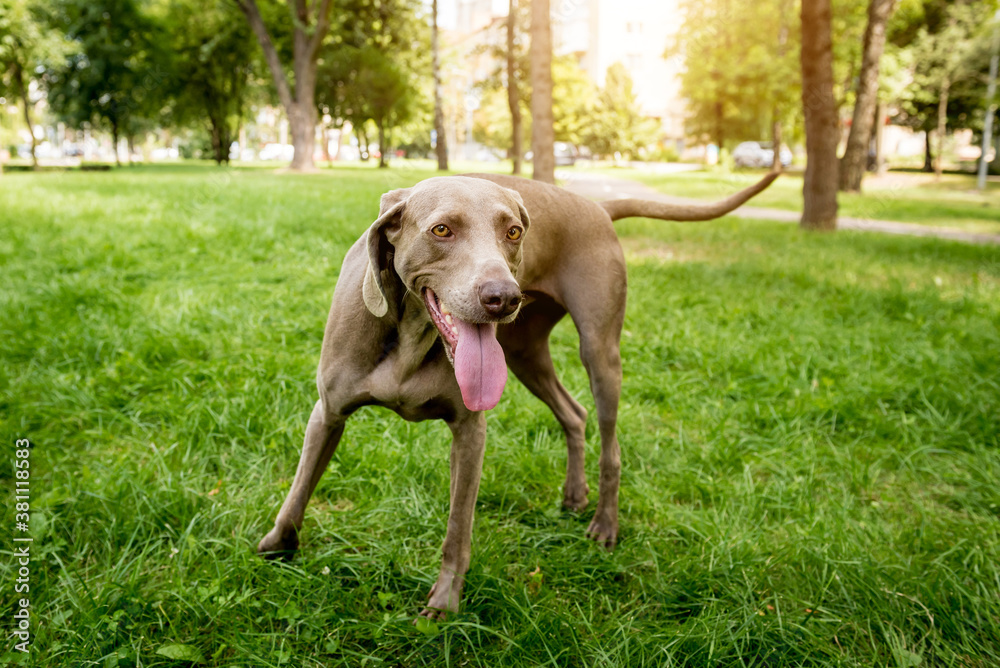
[423,288,508,412]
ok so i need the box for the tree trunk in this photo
[126,134,135,166]
[771,115,783,171]
[377,119,388,168]
[288,102,317,171]
[934,77,949,181]
[800,0,839,230]
[923,131,933,172]
[359,126,370,161]
[13,60,37,170]
[714,98,724,157]
[990,125,1000,175]
[321,119,331,163]
[210,116,231,165]
[873,101,885,172]
[839,0,896,192]
[772,0,789,172]
[507,0,522,175]
[529,0,555,183]
[111,119,121,167]
[211,121,221,164]
[237,0,332,171]
[433,0,449,171]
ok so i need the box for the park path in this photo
[558,170,1000,246]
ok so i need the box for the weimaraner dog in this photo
[258,171,779,619]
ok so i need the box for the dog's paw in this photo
[416,579,460,622]
[585,514,617,550]
[416,606,449,622]
[257,525,299,558]
[562,483,590,512]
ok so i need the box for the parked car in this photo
[259,143,295,161]
[554,142,577,166]
[732,141,792,168]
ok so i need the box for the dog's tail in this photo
[600,171,780,222]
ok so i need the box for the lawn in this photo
[590,166,1000,235]
[1,163,999,667]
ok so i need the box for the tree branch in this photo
[308,0,334,60]
[235,0,295,109]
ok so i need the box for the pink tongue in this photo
[453,319,508,411]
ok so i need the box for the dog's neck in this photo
[390,290,444,378]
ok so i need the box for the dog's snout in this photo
[479,280,521,318]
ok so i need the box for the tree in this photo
[317,0,428,168]
[471,0,529,167]
[169,0,257,165]
[552,57,596,147]
[235,0,334,171]
[530,0,554,183]
[507,0,522,175]
[672,0,804,154]
[473,55,594,157]
[915,3,986,179]
[800,0,839,229]
[0,0,71,168]
[432,0,447,170]
[891,0,997,172]
[839,0,897,192]
[580,64,658,160]
[771,0,794,170]
[357,48,413,168]
[45,0,167,166]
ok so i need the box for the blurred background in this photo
[1,0,998,180]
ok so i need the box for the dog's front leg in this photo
[419,411,487,620]
[259,400,345,556]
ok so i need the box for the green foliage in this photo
[166,0,259,165]
[473,55,596,154]
[672,0,805,149]
[0,0,71,93]
[551,56,597,147]
[475,54,659,160]
[43,0,169,151]
[0,0,72,86]
[830,0,871,110]
[317,0,430,165]
[673,0,881,149]
[578,63,659,160]
[0,0,74,162]
[894,0,1000,137]
[472,86,520,153]
[1,164,999,665]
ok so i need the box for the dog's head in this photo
[362,176,530,412]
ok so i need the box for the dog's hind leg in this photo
[578,330,622,550]
[567,271,626,550]
[499,304,590,511]
[258,399,346,556]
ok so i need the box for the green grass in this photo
[594,167,1000,235]
[1,163,999,667]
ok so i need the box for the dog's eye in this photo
[506,226,523,241]
[431,225,452,238]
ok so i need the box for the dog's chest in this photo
[363,327,459,422]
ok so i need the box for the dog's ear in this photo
[362,188,410,318]
[506,188,530,230]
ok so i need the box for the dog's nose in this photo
[479,280,521,318]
